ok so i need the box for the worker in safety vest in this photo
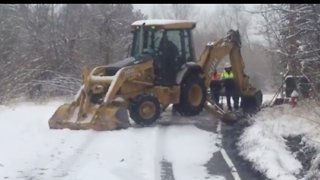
[221,62,240,111]
[210,70,222,108]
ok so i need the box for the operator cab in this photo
[131,20,196,86]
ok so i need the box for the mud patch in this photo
[222,119,267,180]
[205,151,233,180]
[158,111,219,133]
[160,159,175,180]
[284,135,317,179]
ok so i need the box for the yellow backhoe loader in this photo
[48,19,262,131]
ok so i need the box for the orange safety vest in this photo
[211,72,220,81]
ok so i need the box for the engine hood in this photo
[105,55,153,76]
[106,57,136,69]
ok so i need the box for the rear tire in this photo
[174,74,206,116]
[129,94,161,126]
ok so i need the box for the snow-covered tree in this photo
[0,4,146,104]
[259,4,320,96]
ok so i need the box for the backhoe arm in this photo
[198,29,262,114]
[198,29,257,96]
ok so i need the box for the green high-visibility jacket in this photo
[221,71,234,80]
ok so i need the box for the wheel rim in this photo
[188,84,203,107]
[139,101,156,120]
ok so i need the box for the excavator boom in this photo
[198,29,262,113]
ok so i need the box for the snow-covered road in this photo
[0,101,226,180]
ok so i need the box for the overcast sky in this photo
[132,4,265,43]
[133,4,217,16]
[132,4,258,17]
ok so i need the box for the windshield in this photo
[131,26,162,58]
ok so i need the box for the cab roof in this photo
[131,19,196,30]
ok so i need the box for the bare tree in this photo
[0,4,147,104]
[258,4,320,96]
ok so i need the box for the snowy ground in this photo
[238,96,320,180]
[0,101,226,180]
[1,93,307,180]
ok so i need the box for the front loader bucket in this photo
[49,103,131,131]
[91,104,131,131]
[49,103,77,129]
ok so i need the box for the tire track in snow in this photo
[156,110,228,180]
[47,131,97,178]
[18,131,97,179]
[154,125,176,180]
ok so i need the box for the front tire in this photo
[174,74,206,116]
[129,94,161,126]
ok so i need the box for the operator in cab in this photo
[221,62,240,111]
[158,31,179,86]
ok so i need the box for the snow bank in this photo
[238,103,320,180]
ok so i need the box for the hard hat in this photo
[224,62,231,68]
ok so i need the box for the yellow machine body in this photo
[49,20,262,130]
